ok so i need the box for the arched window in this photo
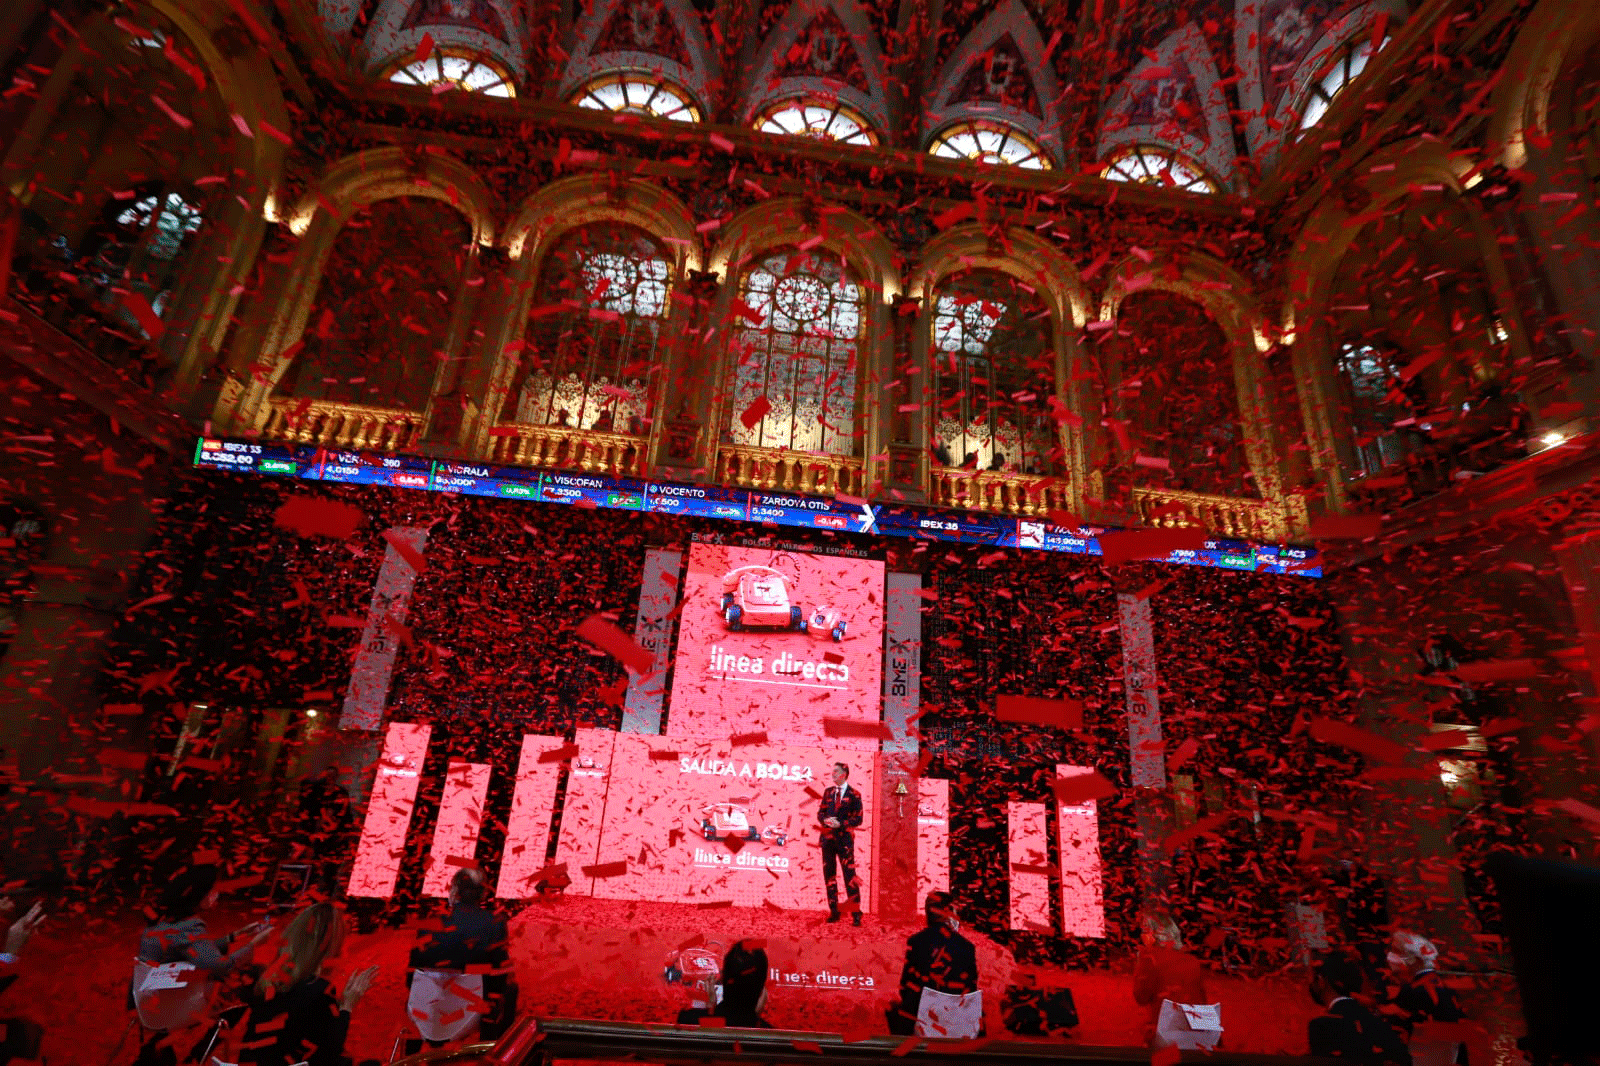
[930,272,1058,474]
[386,50,516,97]
[727,250,863,456]
[1339,341,1415,476]
[510,226,672,435]
[570,72,701,122]
[1297,35,1389,131]
[752,98,878,146]
[928,120,1050,170]
[286,196,473,411]
[111,189,204,317]
[1102,145,1217,194]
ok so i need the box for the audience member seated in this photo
[0,898,45,1065]
[676,941,773,1029]
[1387,931,1468,1066]
[1309,952,1410,1065]
[404,869,515,1051]
[887,892,979,1036]
[219,902,378,1066]
[1133,908,1216,1048]
[133,864,273,1066]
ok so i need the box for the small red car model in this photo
[720,565,805,632]
[698,801,787,846]
[718,566,847,641]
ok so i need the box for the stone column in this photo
[884,294,926,501]
[654,269,720,477]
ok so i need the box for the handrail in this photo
[398,1017,1339,1066]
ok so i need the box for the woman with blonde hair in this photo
[223,902,378,1066]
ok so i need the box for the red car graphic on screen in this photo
[719,566,848,642]
[698,801,787,846]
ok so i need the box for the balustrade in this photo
[930,468,1068,518]
[716,445,865,497]
[261,397,421,451]
[486,423,647,476]
[1130,486,1280,540]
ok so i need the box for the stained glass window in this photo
[570,72,701,122]
[753,98,878,146]
[387,51,516,97]
[727,250,863,455]
[513,226,672,435]
[1102,145,1217,193]
[928,120,1050,170]
[930,272,1056,474]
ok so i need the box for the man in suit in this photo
[888,892,979,1035]
[1308,952,1410,1065]
[818,762,863,925]
[409,868,515,1044]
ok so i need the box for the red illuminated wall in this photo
[667,544,885,750]
[557,728,876,911]
[917,778,949,899]
[496,734,569,899]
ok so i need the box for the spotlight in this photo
[1540,431,1566,449]
[306,709,319,718]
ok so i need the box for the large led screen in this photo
[559,729,876,912]
[667,543,885,750]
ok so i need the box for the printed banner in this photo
[621,549,682,735]
[1117,593,1166,789]
[883,572,922,757]
[338,526,429,731]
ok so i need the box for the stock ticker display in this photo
[193,438,1321,577]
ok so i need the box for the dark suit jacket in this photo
[410,902,510,973]
[1308,997,1410,1065]
[895,923,979,1020]
[819,784,863,838]
[1393,970,1466,1030]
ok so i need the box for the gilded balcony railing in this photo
[486,423,647,476]
[261,397,421,451]
[717,445,865,497]
[1130,486,1282,541]
[930,468,1068,517]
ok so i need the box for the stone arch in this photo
[470,176,703,454]
[1098,252,1292,538]
[228,147,493,430]
[0,0,292,392]
[741,0,891,134]
[1286,138,1532,508]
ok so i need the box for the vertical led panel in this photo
[916,778,949,898]
[552,727,617,896]
[496,734,568,899]
[348,721,431,898]
[1057,762,1106,937]
[1007,801,1051,932]
[421,760,492,897]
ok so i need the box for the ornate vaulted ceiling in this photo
[308,0,1412,192]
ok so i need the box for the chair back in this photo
[132,958,211,1032]
[915,987,983,1039]
[409,967,487,1044]
[1155,999,1223,1050]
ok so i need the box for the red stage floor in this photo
[2,897,1525,1064]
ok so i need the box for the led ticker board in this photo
[193,438,1321,577]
